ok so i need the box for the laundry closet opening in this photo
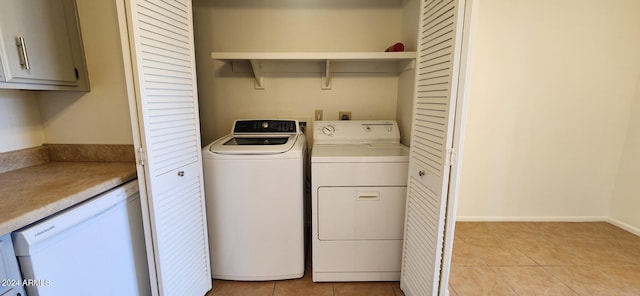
[192,0,420,147]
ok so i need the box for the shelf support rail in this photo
[249,59,264,89]
[322,59,332,90]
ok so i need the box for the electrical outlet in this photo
[339,111,351,120]
[314,109,323,121]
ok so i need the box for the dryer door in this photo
[318,186,406,240]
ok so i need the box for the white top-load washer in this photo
[202,119,306,281]
[311,120,409,282]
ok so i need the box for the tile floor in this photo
[206,222,640,296]
[451,222,640,295]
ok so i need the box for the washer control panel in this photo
[233,120,299,134]
[314,120,401,144]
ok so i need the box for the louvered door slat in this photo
[148,124,194,138]
[138,7,189,37]
[143,54,191,72]
[142,38,191,58]
[146,89,193,97]
[125,0,211,295]
[423,11,455,37]
[420,53,453,70]
[143,60,191,75]
[418,68,451,84]
[401,0,466,295]
[148,111,194,122]
[146,81,194,91]
[152,162,209,296]
[146,73,192,83]
[415,106,448,118]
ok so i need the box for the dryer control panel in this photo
[314,120,400,144]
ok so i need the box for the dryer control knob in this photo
[321,125,335,136]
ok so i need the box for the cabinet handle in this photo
[16,37,31,70]
[177,171,185,177]
[418,170,425,177]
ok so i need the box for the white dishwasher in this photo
[12,180,150,296]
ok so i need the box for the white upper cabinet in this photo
[0,0,89,91]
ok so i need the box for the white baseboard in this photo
[455,216,640,237]
[455,216,608,222]
[607,217,640,236]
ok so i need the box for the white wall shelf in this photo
[211,52,416,90]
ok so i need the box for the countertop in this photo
[0,161,137,234]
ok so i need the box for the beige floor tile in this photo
[273,271,333,296]
[449,266,517,296]
[492,266,578,295]
[507,236,640,266]
[534,222,639,240]
[607,238,640,263]
[447,284,459,296]
[503,237,588,265]
[455,222,546,240]
[333,282,395,296]
[208,280,275,296]
[392,285,405,296]
[545,265,640,295]
[528,239,637,266]
[454,222,497,239]
[567,238,640,265]
[462,238,537,266]
[451,239,489,266]
[205,222,640,296]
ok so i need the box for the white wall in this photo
[192,0,409,144]
[37,0,133,145]
[610,76,640,233]
[457,0,640,220]
[0,0,132,154]
[0,90,44,153]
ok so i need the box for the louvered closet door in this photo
[124,0,211,295]
[400,0,467,295]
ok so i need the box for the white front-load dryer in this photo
[202,119,306,281]
[311,120,409,282]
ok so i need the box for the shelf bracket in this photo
[321,59,332,90]
[249,59,265,89]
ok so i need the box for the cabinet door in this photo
[119,0,211,295]
[0,0,78,86]
[0,234,26,296]
[400,0,474,295]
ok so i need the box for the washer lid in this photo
[311,143,409,163]
[210,134,298,155]
[209,119,301,155]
